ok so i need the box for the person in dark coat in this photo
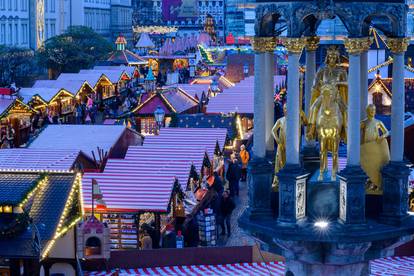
[162,224,177,248]
[219,191,236,236]
[226,154,242,197]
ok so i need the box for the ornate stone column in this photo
[388,38,409,162]
[252,39,267,159]
[264,40,277,152]
[360,50,368,120]
[284,38,304,165]
[302,36,320,172]
[338,37,371,226]
[246,37,274,220]
[380,37,410,226]
[277,37,309,224]
[304,36,319,120]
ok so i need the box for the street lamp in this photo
[243,63,249,77]
[154,105,165,134]
[210,76,220,96]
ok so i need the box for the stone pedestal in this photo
[277,164,309,224]
[337,166,368,226]
[301,144,320,175]
[307,171,339,220]
[246,157,273,220]
[380,161,410,225]
[280,240,371,276]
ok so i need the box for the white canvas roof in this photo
[28,125,128,160]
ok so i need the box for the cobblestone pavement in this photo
[216,180,256,247]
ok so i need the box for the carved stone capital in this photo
[344,37,373,55]
[282,37,306,54]
[304,36,320,52]
[387,37,409,54]
[251,37,277,53]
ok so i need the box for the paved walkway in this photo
[216,179,256,247]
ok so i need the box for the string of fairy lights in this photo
[41,172,83,259]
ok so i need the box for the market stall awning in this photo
[81,128,226,213]
[0,148,80,172]
[144,127,227,158]
[82,146,207,212]
[0,98,34,118]
[28,125,135,160]
[206,76,286,115]
[93,65,137,79]
[79,69,130,84]
[84,256,414,276]
[133,89,198,115]
[33,79,93,96]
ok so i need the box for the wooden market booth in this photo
[0,97,34,147]
[79,69,132,101]
[28,125,143,170]
[81,127,227,250]
[33,79,95,106]
[132,88,199,134]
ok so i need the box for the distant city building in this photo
[0,0,132,49]
[132,0,224,40]
[225,0,247,39]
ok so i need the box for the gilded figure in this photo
[310,46,348,108]
[272,104,307,190]
[360,104,390,193]
[272,104,287,190]
[307,84,346,181]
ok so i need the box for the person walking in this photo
[220,191,236,237]
[239,145,249,181]
[226,154,242,197]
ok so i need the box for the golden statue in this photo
[272,104,307,190]
[307,84,347,181]
[310,46,348,108]
[360,104,390,193]
[272,105,287,190]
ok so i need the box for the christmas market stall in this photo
[93,65,139,80]
[28,125,143,170]
[56,73,113,103]
[206,75,286,148]
[81,127,227,250]
[78,69,132,99]
[19,87,76,123]
[0,171,83,276]
[0,97,34,147]
[132,88,199,134]
[81,145,207,250]
[33,79,95,106]
[368,74,414,115]
[0,148,96,172]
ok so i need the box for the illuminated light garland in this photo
[368,57,394,74]
[19,175,48,208]
[41,173,83,259]
[133,26,178,34]
[236,115,244,139]
[0,169,73,173]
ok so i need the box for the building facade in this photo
[132,0,225,40]
[0,0,132,49]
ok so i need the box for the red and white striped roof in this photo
[84,256,414,275]
[82,127,226,213]
[144,128,227,158]
[207,76,286,115]
[0,149,79,172]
